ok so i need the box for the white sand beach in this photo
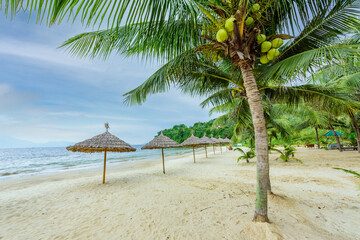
[0,148,359,240]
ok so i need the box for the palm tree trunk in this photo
[329,124,342,152]
[239,62,270,223]
[315,127,320,149]
[349,113,360,153]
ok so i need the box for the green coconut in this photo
[272,38,284,48]
[267,49,276,60]
[245,17,254,26]
[260,55,270,64]
[225,17,236,32]
[257,34,266,45]
[261,41,272,53]
[216,29,228,42]
[252,3,260,12]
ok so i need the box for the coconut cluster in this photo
[212,3,284,65]
[216,3,261,43]
[259,37,283,64]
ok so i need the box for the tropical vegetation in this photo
[3,0,360,223]
[235,147,256,163]
[271,145,303,163]
[157,120,233,144]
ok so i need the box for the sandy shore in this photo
[0,147,359,240]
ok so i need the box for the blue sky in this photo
[0,14,219,148]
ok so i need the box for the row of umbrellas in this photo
[142,131,231,174]
[67,123,231,184]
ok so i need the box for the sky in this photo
[0,14,220,148]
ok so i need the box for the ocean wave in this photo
[1,169,37,176]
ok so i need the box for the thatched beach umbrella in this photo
[181,133,202,163]
[223,137,232,151]
[211,134,220,154]
[67,123,136,184]
[199,133,214,158]
[141,131,180,174]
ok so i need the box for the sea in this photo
[0,145,199,180]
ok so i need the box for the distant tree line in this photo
[157,119,234,143]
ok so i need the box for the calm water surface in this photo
[0,146,198,179]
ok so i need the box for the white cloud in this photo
[0,83,37,110]
[0,38,103,71]
[0,121,158,144]
[46,111,145,121]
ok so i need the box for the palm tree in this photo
[291,106,329,149]
[4,0,360,223]
[309,53,360,152]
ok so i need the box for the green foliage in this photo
[333,168,360,178]
[158,119,233,143]
[234,148,256,163]
[272,145,303,163]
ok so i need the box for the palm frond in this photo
[277,0,360,62]
[61,20,203,62]
[333,167,360,178]
[261,84,360,114]
[1,0,203,29]
[260,44,360,83]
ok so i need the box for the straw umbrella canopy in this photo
[66,123,136,184]
[210,134,220,154]
[141,131,180,174]
[199,133,214,158]
[181,133,203,163]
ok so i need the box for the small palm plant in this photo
[272,145,302,163]
[235,147,256,163]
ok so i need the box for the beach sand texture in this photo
[0,148,359,240]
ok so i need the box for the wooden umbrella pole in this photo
[102,150,107,184]
[162,148,165,174]
[193,145,196,163]
[220,144,222,154]
[205,145,208,158]
[213,144,215,154]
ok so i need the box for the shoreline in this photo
[0,145,213,183]
[0,147,213,191]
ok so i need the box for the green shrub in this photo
[234,148,256,163]
[272,145,302,163]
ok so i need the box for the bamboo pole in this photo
[102,150,107,184]
[162,148,165,174]
[205,145,208,158]
[193,145,196,163]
